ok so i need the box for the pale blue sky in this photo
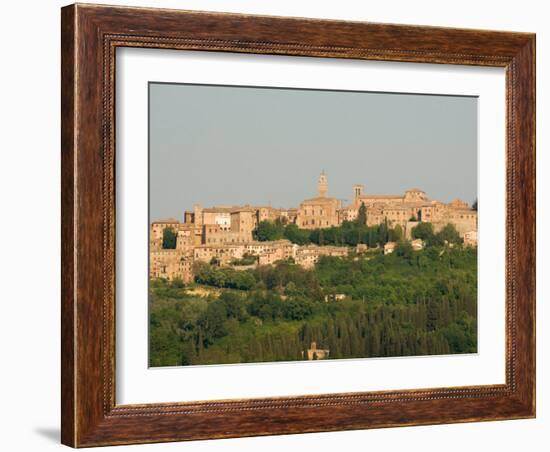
[149,83,477,221]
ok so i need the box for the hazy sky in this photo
[149,83,477,221]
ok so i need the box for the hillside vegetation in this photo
[149,244,477,366]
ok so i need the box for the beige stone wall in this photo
[203,224,252,246]
[150,249,193,283]
[433,209,477,236]
[446,209,477,236]
[366,208,384,227]
[257,207,270,223]
[257,206,284,223]
[176,228,194,250]
[463,230,478,247]
[381,207,415,227]
[230,210,256,235]
[297,198,341,229]
[419,205,435,222]
[194,244,246,265]
[295,244,348,269]
[258,248,287,265]
[244,240,295,258]
[202,211,231,230]
[358,195,403,207]
[339,207,358,223]
[193,240,295,267]
[193,205,204,226]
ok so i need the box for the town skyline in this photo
[149,83,477,220]
[150,174,477,222]
[149,170,477,286]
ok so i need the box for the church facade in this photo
[296,171,342,229]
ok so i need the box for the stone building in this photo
[297,171,341,229]
[149,249,194,283]
[202,223,251,246]
[193,243,247,265]
[150,218,180,251]
[175,227,195,250]
[198,206,257,245]
[303,342,330,360]
[435,207,478,236]
[149,170,477,282]
[256,240,298,265]
[346,182,477,237]
[243,240,296,258]
[193,240,297,267]
[231,208,256,235]
[295,244,349,269]
[194,206,232,230]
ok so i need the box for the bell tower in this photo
[318,170,328,197]
[353,184,364,204]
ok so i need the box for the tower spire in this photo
[318,171,328,198]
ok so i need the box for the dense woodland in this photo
[150,222,477,366]
[253,216,462,248]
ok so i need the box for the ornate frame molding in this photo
[61,4,535,447]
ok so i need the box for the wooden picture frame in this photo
[61,3,535,447]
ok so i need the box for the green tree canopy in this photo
[150,245,478,366]
[389,224,404,242]
[283,223,311,245]
[411,222,436,245]
[395,240,413,258]
[254,220,285,241]
[436,223,463,246]
[357,202,367,225]
[162,227,177,249]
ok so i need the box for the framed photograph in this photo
[61,3,535,447]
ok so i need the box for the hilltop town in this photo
[150,172,477,283]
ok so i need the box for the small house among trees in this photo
[303,342,330,360]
